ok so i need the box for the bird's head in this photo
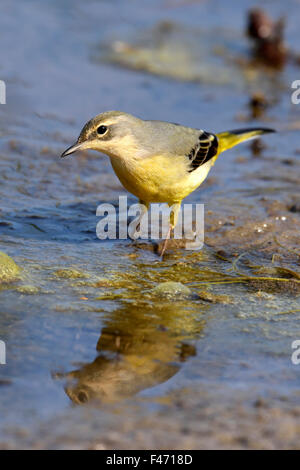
[61,111,142,159]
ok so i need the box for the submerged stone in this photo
[17,285,39,295]
[152,281,191,298]
[53,269,90,279]
[0,251,21,283]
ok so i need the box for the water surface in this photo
[0,0,299,449]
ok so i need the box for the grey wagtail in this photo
[61,111,275,257]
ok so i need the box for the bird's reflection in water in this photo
[57,300,206,405]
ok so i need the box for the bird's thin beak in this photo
[60,142,85,158]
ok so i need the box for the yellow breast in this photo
[110,154,213,204]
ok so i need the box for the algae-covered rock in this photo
[198,290,233,304]
[104,22,235,86]
[53,269,90,280]
[16,285,39,295]
[0,251,21,283]
[152,281,192,299]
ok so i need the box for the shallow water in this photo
[0,0,299,449]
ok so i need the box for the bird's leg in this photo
[137,200,149,234]
[159,202,181,259]
[159,224,172,259]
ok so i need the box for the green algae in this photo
[16,285,40,295]
[0,251,21,283]
[53,268,90,280]
[197,290,234,304]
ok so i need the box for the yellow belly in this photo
[110,154,212,204]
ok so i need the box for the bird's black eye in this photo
[97,125,107,135]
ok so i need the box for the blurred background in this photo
[0,0,299,449]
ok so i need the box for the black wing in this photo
[188,131,219,172]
